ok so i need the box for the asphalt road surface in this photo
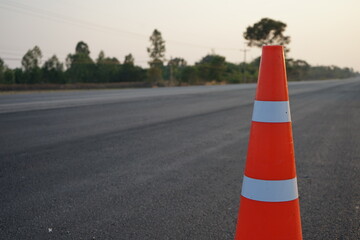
[1,78,359,239]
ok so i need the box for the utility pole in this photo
[240,43,249,83]
[169,56,174,86]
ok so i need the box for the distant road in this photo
[1,78,359,239]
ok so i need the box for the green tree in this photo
[147,29,166,84]
[12,68,24,84]
[22,46,42,71]
[42,55,64,83]
[0,59,15,85]
[0,58,14,84]
[97,50,105,63]
[43,55,63,72]
[305,65,356,80]
[124,54,134,65]
[166,57,187,85]
[181,66,199,85]
[0,57,5,83]
[196,54,226,82]
[21,46,43,83]
[0,57,4,70]
[168,58,186,68]
[244,18,290,51]
[286,59,310,81]
[119,54,145,82]
[224,62,243,84]
[96,51,120,82]
[66,41,96,83]
[76,41,90,55]
[3,69,15,84]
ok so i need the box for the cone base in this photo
[235,196,302,240]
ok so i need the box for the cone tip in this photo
[262,45,283,48]
[262,45,284,52]
[256,45,288,101]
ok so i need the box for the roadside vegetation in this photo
[0,18,357,90]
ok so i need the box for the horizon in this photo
[0,0,359,71]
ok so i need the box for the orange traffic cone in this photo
[234,45,302,239]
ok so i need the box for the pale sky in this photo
[0,0,359,71]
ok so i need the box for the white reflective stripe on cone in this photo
[241,176,299,202]
[252,100,291,123]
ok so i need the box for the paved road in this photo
[1,78,359,239]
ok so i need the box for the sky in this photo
[0,0,359,71]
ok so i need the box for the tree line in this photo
[0,18,357,87]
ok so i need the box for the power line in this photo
[0,0,242,51]
[0,49,68,60]
[0,2,146,39]
[1,57,22,61]
[0,0,252,68]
